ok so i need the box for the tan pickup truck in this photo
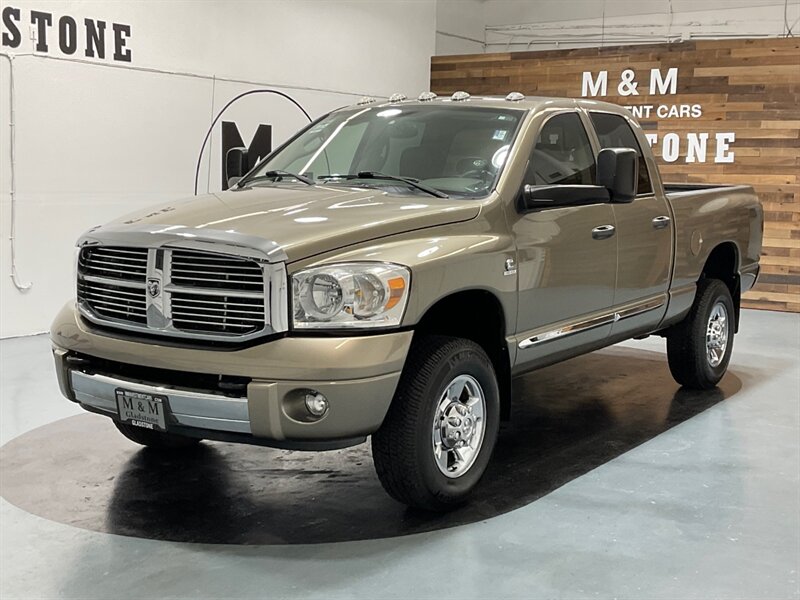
[51,93,762,510]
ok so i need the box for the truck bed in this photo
[662,182,762,293]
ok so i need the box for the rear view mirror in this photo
[520,184,610,211]
[597,148,638,202]
[225,146,249,189]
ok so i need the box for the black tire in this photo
[114,422,202,450]
[667,278,735,390]
[371,335,500,511]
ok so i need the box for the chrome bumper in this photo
[51,304,412,446]
[70,370,251,434]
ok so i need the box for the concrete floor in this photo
[1,308,798,599]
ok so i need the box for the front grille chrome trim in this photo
[163,284,265,299]
[76,229,289,342]
[80,273,147,290]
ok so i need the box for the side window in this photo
[589,112,653,196]
[525,112,596,186]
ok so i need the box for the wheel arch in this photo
[412,289,512,420]
[701,241,741,331]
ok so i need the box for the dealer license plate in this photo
[115,388,168,432]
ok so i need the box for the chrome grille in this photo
[170,250,264,291]
[77,277,147,324]
[77,245,283,341]
[171,292,265,335]
[79,246,148,282]
[78,247,148,325]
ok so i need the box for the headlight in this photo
[292,262,410,329]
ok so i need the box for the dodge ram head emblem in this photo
[147,278,161,298]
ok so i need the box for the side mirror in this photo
[225,146,249,190]
[597,148,638,202]
[520,184,610,211]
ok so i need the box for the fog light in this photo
[304,391,329,417]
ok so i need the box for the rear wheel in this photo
[372,335,500,511]
[114,422,202,450]
[667,278,735,389]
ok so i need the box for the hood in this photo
[101,184,481,263]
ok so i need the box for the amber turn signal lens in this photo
[385,277,406,309]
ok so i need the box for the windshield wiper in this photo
[318,171,448,198]
[240,170,314,187]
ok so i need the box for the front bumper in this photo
[51,302,412,449]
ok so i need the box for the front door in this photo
[511,111,618,373]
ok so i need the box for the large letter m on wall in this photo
[581,71,608,97]
[220,121,272,190]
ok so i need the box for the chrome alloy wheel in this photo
[706,301,729,368]
[431,374,486,478]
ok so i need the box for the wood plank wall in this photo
[431,38,800,312]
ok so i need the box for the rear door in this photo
[511,111,617,373]
[588,111,672,336]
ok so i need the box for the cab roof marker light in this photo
[418,91,438,102]
[388,93,407,103]
[505,92,525,102]
[356,96,376,105]
[451,91,471,101]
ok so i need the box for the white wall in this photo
[436,0,485,55]
[436,0,799,54]
[0,0,436,337]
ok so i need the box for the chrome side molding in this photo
[614,295,665,321]
[518,295,666,349]
[519,312,616,348]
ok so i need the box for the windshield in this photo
[243,104,525,198]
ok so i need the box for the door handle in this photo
[652,215,671,229]
[591,224,616,240]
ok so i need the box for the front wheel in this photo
[371,335,500,511]
[667,278,735,390]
